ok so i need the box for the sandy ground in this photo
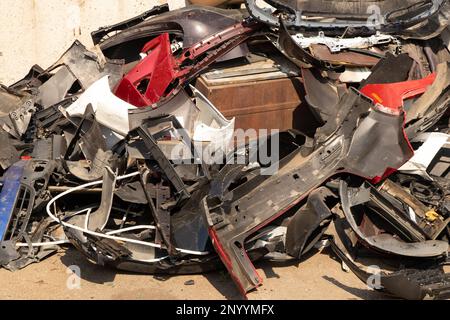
[0,247,389,300]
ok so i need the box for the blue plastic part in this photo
[0,161,26,241]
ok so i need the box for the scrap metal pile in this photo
[1,0,450,299]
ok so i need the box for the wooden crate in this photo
[195,60,305,132]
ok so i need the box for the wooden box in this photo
[195,59,305,132]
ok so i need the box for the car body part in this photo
[64,76,136,137]
[245,225,288,257]
[328,212,450,300]
[301,68,346,124]
[86,167,117,231]
[245,0,445,36]
[274,19,344,71]
[285,187,336,259]
[404,63,450,138]
[134,117,194,203]
[63,103,122,182]
[128,85,235,161]
[132,113,214,253]
[132,116,200,253]
[7,100,36,139]
[0,87,35,139]
[399,132,450,179]
[63,167,117,245]
[0,130,19,171]
[355,57,450,142]
[309,44,382,67]
[91,4,170,45]
[189,0,244,7]
[361,53,413,86]
[115,181,148,204]
[139,166,174,254]
[34,99,74,135]
[360,73,437,113]
[5,41,124,114]
[189,86,235,146]
[65,143,119,182]
[336,67,372,83]
[170,182,212,253]
[114,18,262,107]
[47,102,227,273]
[399,0,450,40]
[31,135,67,161]
[35,66,78,109]
[0,86,33,116]
[78,119,108,162]
[46,41,124,91]
[0,161,29,241]
[22,160,57,211]
[48,175,270,275]
[0,219,64,272]
[378,179,449,238]
[0,159,60,271]
[339,179,448,256]
[46,171,217,270]
[98,5,249,64]
[8,65,45,92]
[201,81,416,296]
[292,32,396,53]
[422,143,450,182]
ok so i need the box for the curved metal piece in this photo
[339,180,448,257]
[86,167,117,231]
[328,216,450,300]
[246,0,445,36]
[99,5,250,63]
[202,87,415,296]
[275,19,344,71]
[285,187,335,258]
[114,19,261,107]
[91,4,170,45]
[405,63,450,130]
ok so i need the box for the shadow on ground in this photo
[322,276,390,300]
[60,247,242,299]
[60,248,120,284]
[58,245,388,300]
[321,247,392,300]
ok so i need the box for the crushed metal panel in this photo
[246,0,446,36]
[328,214,450,300]
[36,66,78,109]
[399,132,450,178]
[0,161,27,241]
[64,76,135,137]
[202,89,415,295]
[99,5,249,63]
[114,19,261,106]
[0,130,19,170]
[339,180,448,255]
[47,40,124,90]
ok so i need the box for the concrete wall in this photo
[0,0,186,85]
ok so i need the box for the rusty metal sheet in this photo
[309,44,381,67]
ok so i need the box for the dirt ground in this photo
[0,246,390,300]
